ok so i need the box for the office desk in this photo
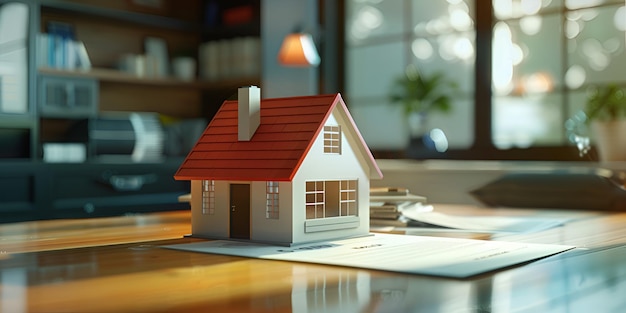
[2,205,626,312]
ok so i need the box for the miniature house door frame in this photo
[229,184,250,239]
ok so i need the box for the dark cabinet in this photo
[0,160,189,223]
[0,0,260,222]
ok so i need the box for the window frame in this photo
[305,180,358,220]
[266,181,279,219]
[334,1,587,161]
[201,180,215,215]
[323,125,342,154]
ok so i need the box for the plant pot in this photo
[407,111,428,138]
[405,111,447,158]
[591,119,626,161]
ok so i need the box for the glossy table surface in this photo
[1,205,626,312]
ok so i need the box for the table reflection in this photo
[1,241,625,312]
[289,265,475,312]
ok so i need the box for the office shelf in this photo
[0,0,260,220]
[40,0,196,31]
[39,67,260,90]
[0,114,35,129]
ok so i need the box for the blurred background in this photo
[1,0,625,221]
[344,0,626,160]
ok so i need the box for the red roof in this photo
[174,93,382,181]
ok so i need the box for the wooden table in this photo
[2,205,626,312]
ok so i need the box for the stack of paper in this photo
[369,187,432,226]
[370,187,568,234]
[400,207,568,234]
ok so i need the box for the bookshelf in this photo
[38,67,259,89]
[8,0,261,159]
[0,0,261,221]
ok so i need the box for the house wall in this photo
[191,179,294,244]
[291,111,372,244]
[250,181,293,244]
[190,180,203,235]
[190,180,231,239]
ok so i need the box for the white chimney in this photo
[238,86,261,141]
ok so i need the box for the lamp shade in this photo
[277,32,320,67]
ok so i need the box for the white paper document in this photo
[401,210,568,233]
[164,233,574,278]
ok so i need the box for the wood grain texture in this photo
[0,211,191,254]
[2,206,626,312]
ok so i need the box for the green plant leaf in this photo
[388,65,459,115]
[585,84,626,122]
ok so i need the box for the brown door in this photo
[230,184,250,239]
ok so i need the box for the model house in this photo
[175,86,383,246]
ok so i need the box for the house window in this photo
[306,180,358,219]
[340,180,357,216]
[306,181,325,219]
[266,181,279,219]
[323,125,341,154]
[202,180,215,215]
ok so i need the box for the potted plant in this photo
[585,84,626,161]
[388,65,458,156]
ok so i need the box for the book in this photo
[369,187,430,226]
[369,217,409,227]
[370,204,399,212]
[36,33,49,68]
[370,210,402,220]
[74,41,91,71]
[370,205,438,228]
[370,193,427,205]
[370,186,409,196]
[37,33,89,71]
[46,21,76,70]
[47,21,75,40]
[144,37,168,77]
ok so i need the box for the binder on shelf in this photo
[36,32,91,71]
[199,36,260,81]
[74,41,91,71]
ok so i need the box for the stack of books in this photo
[37,21,91,71]
[370,187,429,227]
[198,37,261,81]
